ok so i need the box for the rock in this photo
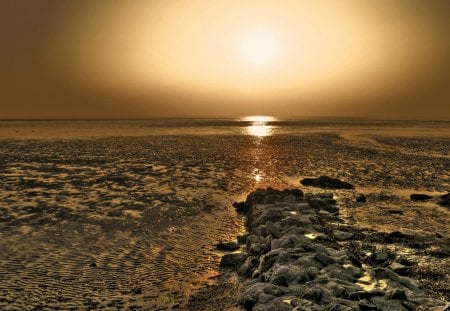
[356,194,367,203]
[263,284,285,297]
[282,188,304,198]
[358,300,378,311]
[89,261,97,267]
[410,193,433,201]
[215,242,240,251]
[439,193,450,207]
[300,176,354,189]
[371,251,390,263]
[253,297,292,311]
[266,221,282,239]
[388,262,409,276]
[388,209,403,215]
[219,253,245,268]
[314,252,336,266]
[270,275,289,287]
[233,201,247,213]
[348,290,384,300]
[333,230,354,241]
[237,234,248,244]
[387,288,407,300]
[131,287,142,295]
[235,188,446,310]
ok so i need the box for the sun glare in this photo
[242,116,276,137]
[240,31,279,65]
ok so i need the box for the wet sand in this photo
[0,120,448,309]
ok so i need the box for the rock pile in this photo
[225,188,448,310]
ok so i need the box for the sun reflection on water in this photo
[242,115,276,137]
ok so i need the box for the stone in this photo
[439,193,450,207]
[410,193,433,201]
[333,230,354,241]
[300,176,354,189]
[253,297,292,311]
[263,284,285,297]
[371,251,390,263]
[387,288,407,300]
[233,201,247,213]
[356,194,367,203]
[388,262,409,276]
[215,241,240,251]
[219,253,245,267]
[358,300,378,311]
[266,221,282,238]
[314,252,336,266]
[270,275,289,287]
[348,290,384,300]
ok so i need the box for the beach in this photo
[0,119,448,309]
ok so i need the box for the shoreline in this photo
[214,184,449,310]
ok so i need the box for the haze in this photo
[1,0,449,119]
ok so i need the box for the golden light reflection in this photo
[242,116,276,137]
[252,169,263,183]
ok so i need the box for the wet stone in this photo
[410,193,433,201]
[232,188,446,310]
[300,176,354,189]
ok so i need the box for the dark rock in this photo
[237,234,248,244]
[300,286,324,302]
[359,300,378,311]
[410,193,432,201]
[300,176,354,189]
[242,296,257,310]
[356,194,367,203]
[263,284,285,297]
[384,231,408,243]
[219,253,246,268]
[387,288,407,300]
[266,221,282,239]
[270,275,289,287]
[388,209,403,215]
[131,287,142,295]
[282,188,304,197]
[348,290,384,300]
[89,261,97,267]
[215,242,240,252]
[439,193,450,207]
[333,230,353,241]
[233,201,247,213]
[388,262,410,276]
[371,251,390,263]
[314,253,336,266]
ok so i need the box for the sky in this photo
[1,0,449,119]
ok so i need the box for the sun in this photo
[240,31,279,65]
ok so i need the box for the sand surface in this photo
[0,120,448,309]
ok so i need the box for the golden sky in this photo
[1,0,449,119]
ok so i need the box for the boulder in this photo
[300,176,354,189]
[219,253,246,268]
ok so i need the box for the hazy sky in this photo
[1,0,449,119]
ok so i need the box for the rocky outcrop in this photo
[229,188,448,310]
[300,176,354,189]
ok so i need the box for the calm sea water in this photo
[0,118,448,309]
